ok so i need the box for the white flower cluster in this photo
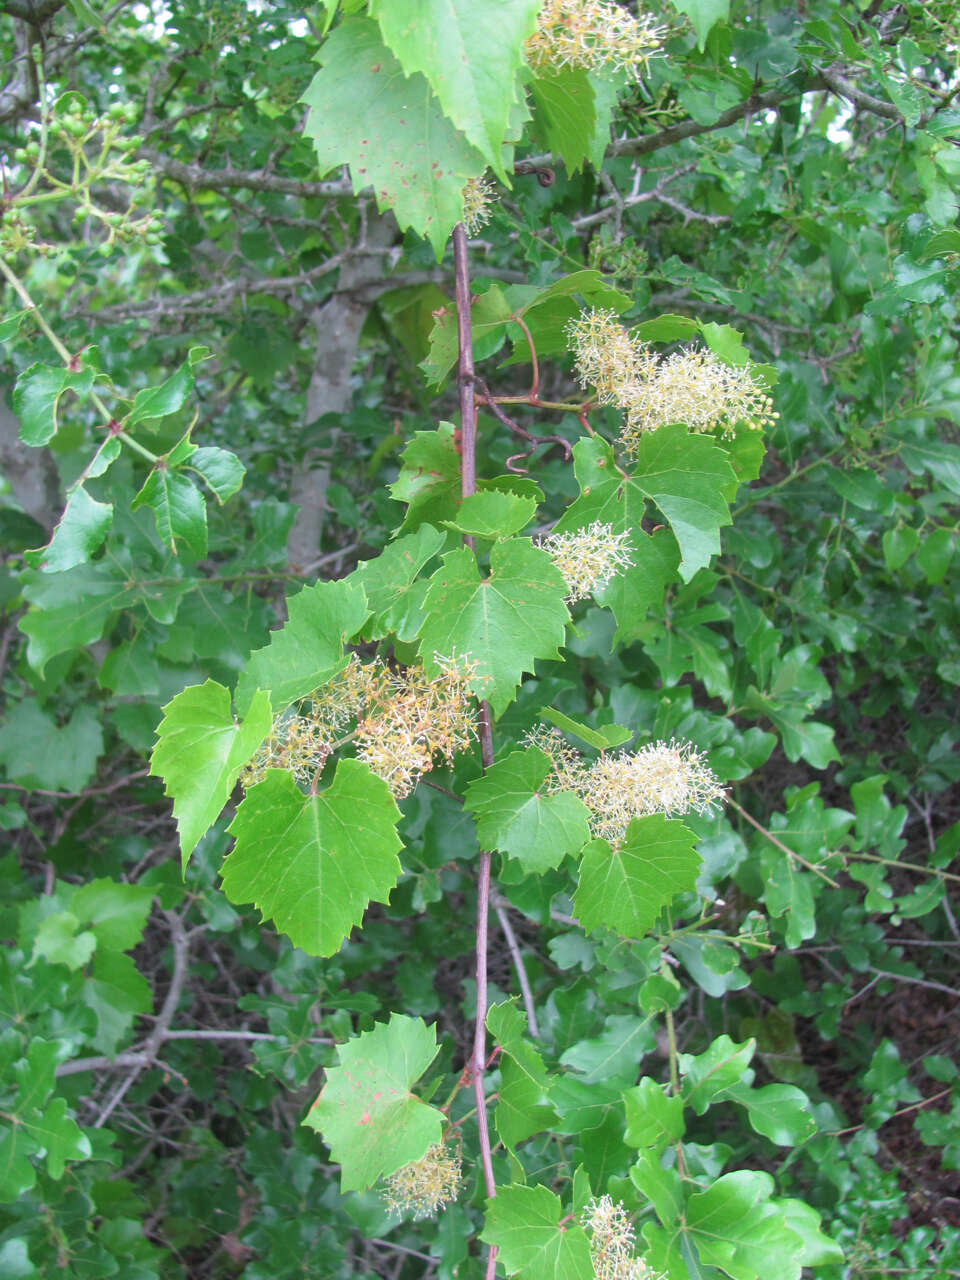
[541,521,635,601]
[382,1143,462,1219]
[565,308,778,457]
[526,0,665,80]
[526,727,725,849]
[582,1195,665,1280]
[461,174,497,236]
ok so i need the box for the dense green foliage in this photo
[1,0,959,1276]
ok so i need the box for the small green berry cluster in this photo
[3,93,162,258]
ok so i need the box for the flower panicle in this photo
[522,730,724,849]
[526,0,665,80]
[564,307,778,451]
[621,346,778,456]
[524,724,587,793]
[356,651,482,799]
[239,714,333,790]
[461,174,497,236]
[541,521,635,601]
[582,1196,665,1280]
[240,652,483,800]
[564,307,653,406]
[382,1143,462,1220]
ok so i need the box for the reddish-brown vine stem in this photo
[473,375,572,473]
[452,221,498,1279]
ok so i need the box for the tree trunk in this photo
[285,214,398,572]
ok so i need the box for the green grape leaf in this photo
[302,18,485,256]
[671,0,730,50]
[303,1014,443,1191]
[150,680,272,869]
[595,527,680,644]
[559,431,735,582]
[487,1001,555,1150]
[417,539,570,717]
[369,0,539,180]
[480,1184,593,1279]
[12,362,95,447]
[500,271,632,367]
[187,446,246,502]
[131,468,207,558]
[633,314,700,343]
[25,483,113,573]
[529,69,598,175]
[699,320,750,366]
[354,524,448,642]
[680,1035,756,1115]
[389,423,463,530]
[686,1171,805,1279]
[235,578,370,715]
[442,491,538,541]
[18,564,138,673]
[0,701,103,793]
[222,761,403,956]
[574,816,701,940]
[723,1082,817,1146]
[465,747,591,872]
[125,346,209,428]
[623,1076,686,1154]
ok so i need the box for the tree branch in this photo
[819,65,905,122]
[56,1029,334,1078]
[92,910,190,1128]
[88,263,526,322]
[144,148,355,200]
[3,0,67,23]
[494,900,540,1039]
[453,221,498,1280]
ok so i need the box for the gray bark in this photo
[0,390,61,531]
[285,214,398,572]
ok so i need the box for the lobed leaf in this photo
[302,18,485,256]
[304,1014,443,1192]
[369,0,539,180]
[574,816,701,940]
[417,538,570,716]
[235,578,369,715]
[480,1183,593,1279]
[150,679,272,868]
[222,761,403,956]
[465,747,591,872]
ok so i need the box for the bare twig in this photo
[865,968,959,999]
[494,900,540,1039]
[144,149,355,199]
[453,221,498,1280]
[56,1029,333,1078]
[728,797,840,887]
[93,910,190,1128]
[0,768,148,800]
